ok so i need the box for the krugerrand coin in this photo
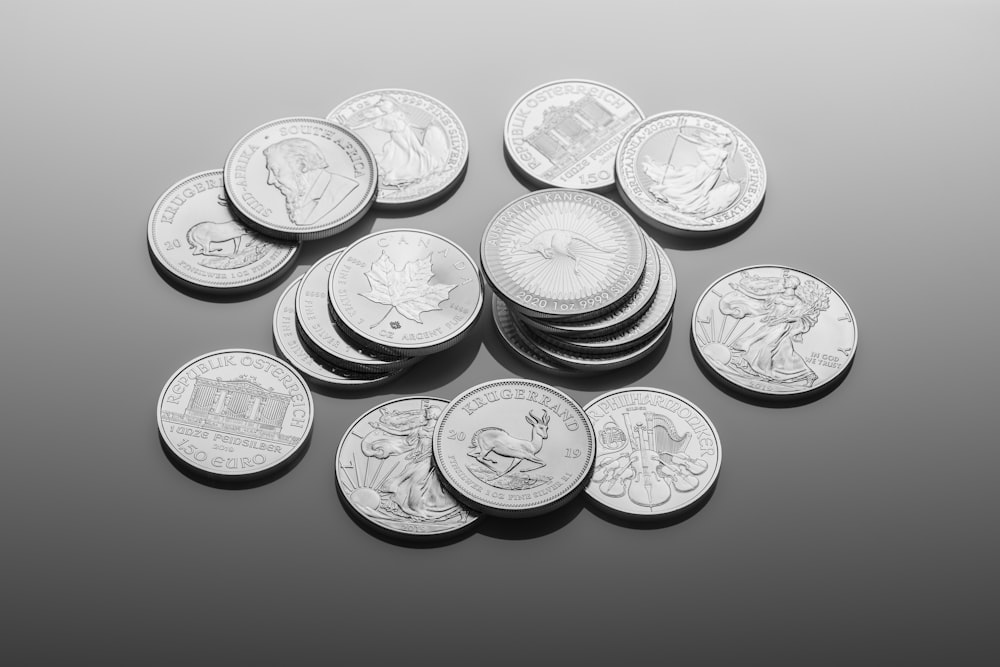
[584,388,721,520]
[330,229,483,357]
[147,170,299,292]
[433,379,595,517]
[504,79,643,191]
[327,89,469,208]
[336,397,480,538]
[223,117,377,240]
[156,349,313,480]
[481,189,646,320]
[492,297,573,376]
[692,265,858,398]
[616,111,766,234]
[273,277,404,389]
[296,250,416,374]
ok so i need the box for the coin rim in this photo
[491,296,576,376]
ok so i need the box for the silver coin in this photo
[327,89,469,207]
[692,265,858,397]
[336,397,480,538]
[584,388,721,519]
[616,111,766,234]
[492,296,573,375]
[147,170,299,292]
[223,117,377,240]
[481,189,646,320]
[296,250,416,373]
[329,229,483,357]
[273,277,404,388]
[433,379,595,517]
[156,349,313,479]
[504,79,643,191]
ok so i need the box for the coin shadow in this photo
[476,491,587,541]
[147,246,293,304]
[369,164,468,218]
[291,213,381,268]
[158,430,311,490]
[385,312,487,394]
[583,481,718,530]
[503,147,544,193]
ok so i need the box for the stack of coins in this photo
[481,190,676,373]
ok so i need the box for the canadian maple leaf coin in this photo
[330,229,484,356]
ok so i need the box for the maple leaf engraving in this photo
[360,251,457,329]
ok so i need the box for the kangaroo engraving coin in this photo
[616,111,766,234]
[692,265,857,398]
[327,89,469,207]
[433,379,595,517]
[481,189,645,320]
[492,297,572,375]
[336,397,480,538]
[224,117,377,240]
[147,170,299,292]
[584,388,721,519]
[156,349,313,479]
[330,229,483,357]
[296,250,416,373]
[504,79,642,191]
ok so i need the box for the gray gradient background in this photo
[2,1,997,663]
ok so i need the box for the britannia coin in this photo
[584,388,721,519]
[504,79,642,191]
[223,117,377,240]
[616,111,766,234]
[481,189,646,320]
[156,349,313,479]
[336,397,480,538]
[273,277,403,388]
[147,170,299,292]
[296,250,416,373]
[329,229,483,357]
[433,379,595,517]
[327,89,469,207]
[692,265,858,397]
[492,297,572,375]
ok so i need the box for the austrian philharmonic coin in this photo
[433,379,595,517]
[584,389,721,520]
[330,229,483,357]
[223,117,377,240]
[481,189,646,320]
[692,265,858,398]
[147,170,299,292]
[327,89,469,207]
[156,349,313,480]
[336,397,479,538]
[616,111,766,234]
[492,297,573,376]
[504,79,643,191]
[273,277,403,389]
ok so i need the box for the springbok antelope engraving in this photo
[186,220,252,258]
[468,409,550,481]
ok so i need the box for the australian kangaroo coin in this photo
[584,388,721,519]
[336,397,480,538]
[224,117,377,240]
[147,170,299,292]
[492,297,573,376]
[433,379,595,517]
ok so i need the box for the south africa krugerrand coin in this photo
[156,349,313,480]
[616,111,766,234]
[273,277,403,389]
[327,89,469,208]
[433,379,595,517]
[504,79,642,192]
[692,265,858,398]
[585,388,721,520]
[336,397,480,538]
[147,170,299,292]
[481,189,645,320]
[330,229,483,357]
[492,297,573,376]
[223,117,377,240]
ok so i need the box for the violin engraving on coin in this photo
[504,79,642,191]
[584,389,721,519]
[692,265,857,397]
[147,170,299,292]
[433,379,595,517]
[156,349,313,479]
[328,89,468,207]
[337,397,479,537]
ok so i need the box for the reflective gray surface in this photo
[3,1,998,663]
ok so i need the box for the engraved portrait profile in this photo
[263,138,360,226]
